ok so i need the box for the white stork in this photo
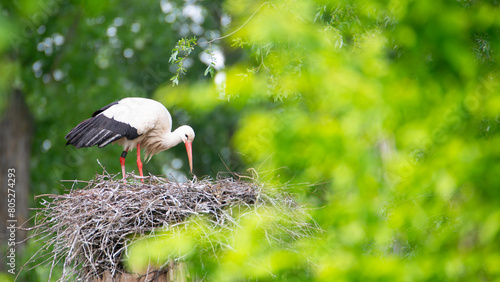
[65,97,195,181]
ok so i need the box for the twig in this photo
[200,2,271,45]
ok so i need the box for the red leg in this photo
[120,150,128,181]
[137,143,144,183]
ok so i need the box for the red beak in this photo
[185,141,193,173]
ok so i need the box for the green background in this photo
[1,0,500,280]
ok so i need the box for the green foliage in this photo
[126,207,314,281]
[143,0,500,280]
[2,0,500,280]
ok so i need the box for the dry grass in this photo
[20,172,318,281]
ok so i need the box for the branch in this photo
[200,2,271,45]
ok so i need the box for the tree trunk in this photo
[0,89,33,271]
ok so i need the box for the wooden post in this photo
[96,262,188,282]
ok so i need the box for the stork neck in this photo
[163,129,184,149]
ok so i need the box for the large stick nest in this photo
[21,173,317,281]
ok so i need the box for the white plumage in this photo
[66,97,195,180]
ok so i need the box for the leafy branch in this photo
[204,47,216,78]
[169,37,197,86]
[169,2,271,85]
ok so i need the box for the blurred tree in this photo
[0,89,32,273]
[146,0,500,280]
[0,1,38,274]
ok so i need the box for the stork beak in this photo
[185,141,193,173]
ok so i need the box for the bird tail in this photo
[144,153,154,163]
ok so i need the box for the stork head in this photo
[177,125,195,173]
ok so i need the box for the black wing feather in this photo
[91,101,119,117]
[65,113,140,149]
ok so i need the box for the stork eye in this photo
[185,134,188,138]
